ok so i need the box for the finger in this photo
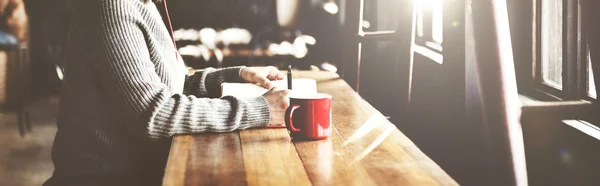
[274,71,285,80]
[266,68,284,80]
[270,66,284,77]
[270,72,285,80]
[255,76,273,89]
[265,66,281,79]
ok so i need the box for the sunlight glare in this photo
[323,2,339,15]
[563,120,600,141]
[352,126,395,163]
[492,0,527,185]
[343,114,384,146]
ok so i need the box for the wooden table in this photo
[163,71,457,186]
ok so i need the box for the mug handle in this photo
[285,105,301,132]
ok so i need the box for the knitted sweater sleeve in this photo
[91,0,270,139]
[183,66,245,98]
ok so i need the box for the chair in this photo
[0,31,31,137]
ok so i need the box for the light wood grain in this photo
[163,135,191,186]
[184,132,247,186]
[239,128,312,186]
[163,71,457,186]
[293,128,378,186]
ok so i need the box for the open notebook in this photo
[221,78,317,128]
[221,78,317,98]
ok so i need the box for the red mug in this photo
[285,93,332,140]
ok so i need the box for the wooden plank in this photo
[294,127,378,186]
[386,130,459,186]
[184,132,247,186]
[330,94,441,185]
[163,135,192,186]
[293,71,457,185]
[521,101,594,120]
[239,128,311,186]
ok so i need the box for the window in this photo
[414,0,443,63]
[415,0,443,51]
[540,0,563,89]
[535,0,596,100]
[588,48,596,98]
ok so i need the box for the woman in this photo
[44,0,290,185]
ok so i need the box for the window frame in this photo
[532,0,595,101]
[414,1,443,54]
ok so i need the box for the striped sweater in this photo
[45,0,270,185]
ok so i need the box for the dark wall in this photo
[507,0,534,93]
[358,0,403,121]
[522,117,600,185]
[25,0,70,99]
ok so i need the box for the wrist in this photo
[239,66,247,82]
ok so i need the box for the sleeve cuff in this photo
[203,66,245,97]
[205,66,245,85]
[238,96,271,128]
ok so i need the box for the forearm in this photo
[147,93,270,138]
[184,66,245,98]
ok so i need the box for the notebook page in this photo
[221,78,317,98]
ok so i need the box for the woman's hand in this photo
[241,66,285,89]
[262,86,291,126]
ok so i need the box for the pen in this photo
[287,65,292,90]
